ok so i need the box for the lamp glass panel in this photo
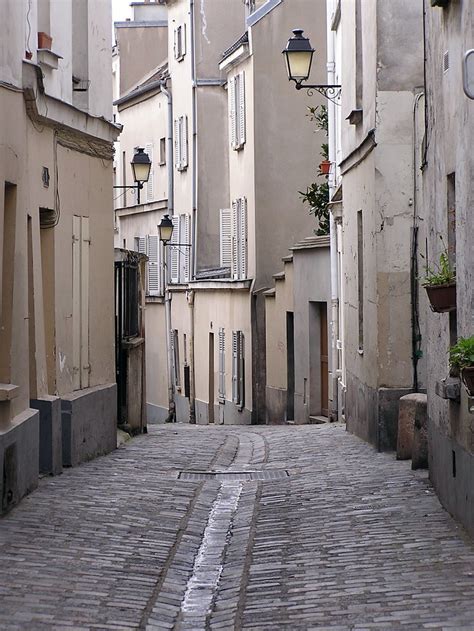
[132,162,151,183]
[287,50,313,82]
[159,224,173,243]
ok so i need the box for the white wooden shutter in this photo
[218,328,225,401]
[180,213,190,282]
[238,197,248,279]
[172,329,180,386]
[220,208,232,268]
[238,331,244,407]
[145,143,154,202]
[80,217,90,388]
[173,27,178,59]
[231,199,238,279]
[238,71,246,147]
[170,215,180,283]
[147,235,160,296]
[229,77,237,149]
[72,215,81,390]
[232,331,238,403]
[136,236,146,255]
[174,119,180,168]
[181,115,188,169]
[182,23,187,57]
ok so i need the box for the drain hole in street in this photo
[178,470,290,481]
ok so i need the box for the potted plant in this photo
[38,32,53,50]
[449,336,474,395]
[422,249,456,313]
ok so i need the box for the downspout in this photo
[160,79,176,421]
[189,0,197,423]
[327,0,339,421]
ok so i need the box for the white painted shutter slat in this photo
[218,328,225,401]
[173,26,177,59]
[182,23,187,57]
[170,216,180,283]
[174,119,180,168]
[238,331,244,407]
[238,197,248,279]
[232,331,238,403]
[145,143,154,202]
[180,213,191,282]
[181,115,188,169]
[80,217,90,389]
[231,200,238,279]
[220,208,232,268]
[239,71,246,146]
[72,216,81,390]
[147,235,160,296]
[136,236,146,254]
[229,77,237,149]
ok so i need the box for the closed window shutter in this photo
[182,23,187,57]
[218,328,225,401]
[136,236,146,254]
[147,235,160,296]
[180,213,191,282]
[72,216,81,391]
[232,331,238,403]
[231,199,239,279]
[170,215,180,283]
[181,115,188,169]
[172,329,180,386]
[238,71,246,146]
[229,77,237,149]
[174,119,180,168]
[145,143,154,202]
[238,197,248,279]
[80,217,90,389]
[220,208,232,268]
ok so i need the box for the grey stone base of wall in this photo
[61,383,117,468]
[429,422,473,538]
[147,402,169,424]
[31,396,62,475]
[266,386,287,424]
[175,393,191,423]
[0,409,39,515]
[345,371,413,451]
[193,398,251,425]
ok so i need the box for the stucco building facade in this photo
[0,0,118,512]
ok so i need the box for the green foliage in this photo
[422,251,456,286]
[449,337,474,370]
[300,104,330,236]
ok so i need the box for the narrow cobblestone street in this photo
[1,424,473,630]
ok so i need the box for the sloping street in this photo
[0,424,473,630]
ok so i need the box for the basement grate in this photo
[178,469,290,482]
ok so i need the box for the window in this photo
[171,329,180,388]
[229,72,246,150]
[135,235,163,296]
[220,199,247,279]
[218,328,226,402]
[174,24,186,61]
[159,137,166,166]
[232,330,244,408]
[174,115,188,171]
[169,214,191,284]
[145,142,154,202]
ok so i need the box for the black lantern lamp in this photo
[283,29,314,86]
[113,147,151,205]
[158,214,174,244]
[283,29,341,104]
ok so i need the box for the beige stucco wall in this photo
[265,262,294,391]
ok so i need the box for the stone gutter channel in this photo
[142,431,276,631]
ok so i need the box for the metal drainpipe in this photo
[188,0,197,424]
[327,2,339,421]
[160,80,176,421]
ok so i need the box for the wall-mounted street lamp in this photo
[158,214,192,248]
[113,147,151,205]
[282,29,341,104]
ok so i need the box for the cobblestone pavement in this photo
[0,424,473,630]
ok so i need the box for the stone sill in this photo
[0,384,20,401]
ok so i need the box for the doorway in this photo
[208,332,215,423]
[320,303,329,417]
[309,301,329,418]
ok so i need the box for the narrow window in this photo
[145,143,154,203]
[232,330,244,408]
[172,329,180,388]
[229,73,246,150]
[159,137,166,166]
[72,215,90,389]
[174,24,186,60]
[220,208,232,268]
[0,183,17,384]
[146,235,161,296]
[357,210,364,351]
[447,173,457,345]
[121,151,127,206]
[218,328,226,402]
[231,198,248,280]
[355,0,363,110]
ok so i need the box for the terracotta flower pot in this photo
[461,366,474,396]
[423,282,456,313]
[319,160,331,175]
[38,32,53,50]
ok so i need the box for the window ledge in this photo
[0,384,20,401]
[37,48,63,70]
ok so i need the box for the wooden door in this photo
[320,304,329,417]
[208,333,215,423]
